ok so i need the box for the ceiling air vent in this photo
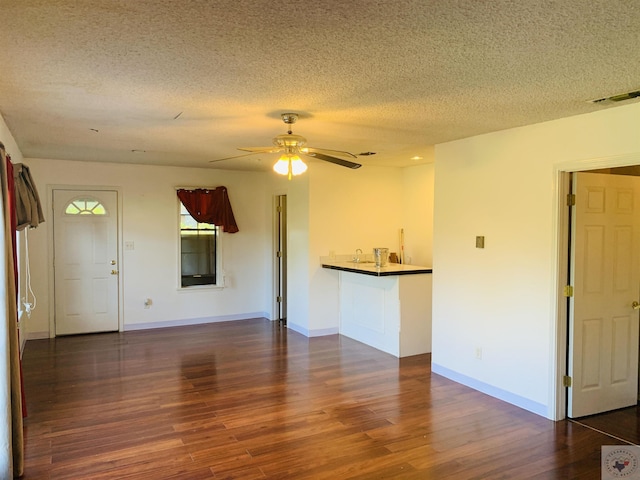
[590,89,640,105]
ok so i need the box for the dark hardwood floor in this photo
[20,318,625,479]
[571,405,640,445]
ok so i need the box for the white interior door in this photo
[53,189,119,335]
[568,172,640,418]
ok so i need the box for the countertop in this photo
[321,260,432,277]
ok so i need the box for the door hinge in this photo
[276,205,282,213]
[563,285,574,297]
[567,193,576,206]
[563,375,572,388]
[276,296,282,303]
[276,251,282,258]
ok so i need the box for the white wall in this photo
[286,172,311,335]
[432,101,640,419]
[402,164,434,267]
[21,157,276,336]
[0,117,23,165]
[288,162,402,335]
[287,161,434,336]
[307,163,404,335]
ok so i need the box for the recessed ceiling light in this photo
[410,156,423,161]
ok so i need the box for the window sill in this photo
[177,284,224,293]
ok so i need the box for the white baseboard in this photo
[124,312,270,331]
[286,322,339,337]
[26,314,337,342]
[431,363,549,419]
[26,331,50,340]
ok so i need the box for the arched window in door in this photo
[64,198,108,216]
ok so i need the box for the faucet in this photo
[354,248,363,262]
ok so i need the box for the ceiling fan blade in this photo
[305,152,362,169]
[238,146,283,153]
[209,152,262,163]
[305,147,358,159]
[210,146,284,163]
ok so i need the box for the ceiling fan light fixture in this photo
[290,156,308,175]
[210,112,361,171]
[273,157,290,175]
[273,154,307,179]
[274,133,306,148]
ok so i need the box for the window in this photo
[179,203,219,287]
[65,198,107,215]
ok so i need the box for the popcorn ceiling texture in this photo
[0,0,639,170]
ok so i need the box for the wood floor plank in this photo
[571,405,639,444]
[20,318,620,478]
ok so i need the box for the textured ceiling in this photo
[0,0,639,172]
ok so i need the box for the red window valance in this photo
[177,186,239,233]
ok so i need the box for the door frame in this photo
[552,153,640,420]
[47,185,124,337]
[272,194,287,324]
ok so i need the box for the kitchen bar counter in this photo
[321,257,432,357]
[321,260,432,276]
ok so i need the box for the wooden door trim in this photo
[272,194,287,323]
[47,185,124,337]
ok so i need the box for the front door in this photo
[53,189,119,335]
[568,172,640,417]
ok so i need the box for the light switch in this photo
[476,236,485,248]
[125,241,135,251]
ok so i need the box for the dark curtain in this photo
[8,160,28,423]
[0,144,23,477]
[177,187,239,233]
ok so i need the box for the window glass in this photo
[65,198,107,215]
[180,204,218,287]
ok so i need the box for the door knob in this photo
[632,301,640,310]
[111,270,119,275]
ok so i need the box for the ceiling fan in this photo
[210,113,363,179]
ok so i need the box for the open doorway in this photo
[274,195,287,325]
